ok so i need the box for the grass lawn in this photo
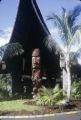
[0,99,41,112]
[0,99,81,116]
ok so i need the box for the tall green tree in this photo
[48,5,81,100]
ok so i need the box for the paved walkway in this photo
[0,111,81,120]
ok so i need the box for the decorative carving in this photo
[32,57,40,69]
[32,48,42,96]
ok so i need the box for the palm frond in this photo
[72,29,81,46]
[47,5,81,65]
[0,44,7,58]
[62,7,66,18]
[47,12,70,45]
[0,42,24,60]
[72,25,81,35]
[68,5,81,30]
[47,13,63,29]
[43,35,62,55]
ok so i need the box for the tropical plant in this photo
[0,42,24,60]
[47,5,81,101]
[0,74,9,99]
[34,84,62,107]
[71,79,81,100]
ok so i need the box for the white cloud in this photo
[0,27,13,47]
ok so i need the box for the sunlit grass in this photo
[0,100,41,112]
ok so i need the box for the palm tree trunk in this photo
[66,54,71,100]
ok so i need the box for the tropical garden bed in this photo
[0,80,81,116]
[0,74,81,116]
[0,73,81,116]
[0,99,81,116]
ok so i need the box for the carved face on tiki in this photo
[32,57,40,68]
[32,48,40,69]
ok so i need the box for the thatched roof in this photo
[2,0,60,77]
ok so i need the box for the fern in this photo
[35,84,63,107]
[71,80,81,100]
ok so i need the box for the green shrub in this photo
[0,89,9,99]
[34,84,62,107]
[0,74,9,99]
[71,80,81,100]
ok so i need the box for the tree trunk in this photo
[66,64,71,100]
[66,54,71,100]
[63,68,68,95]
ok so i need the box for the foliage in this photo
[71,79,81,100]
[47,5,81,57]
[34,84,62,107]
[0,74,11,99]
[47,5,81,100]
[0,42,24,60]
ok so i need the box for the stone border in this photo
[0,111,81,119]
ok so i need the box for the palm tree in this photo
[0,42,24,60]
[47,5,81,101]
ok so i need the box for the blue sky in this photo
[0,0,81,30]
[37,0,81,29]
[0,0,81,47]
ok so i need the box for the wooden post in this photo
[32,48,42,97]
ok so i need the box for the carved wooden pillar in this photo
[32,48,42,96]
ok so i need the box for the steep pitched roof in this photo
[3,0,60,77]
[9,0,60,54]
[10,0,50,50]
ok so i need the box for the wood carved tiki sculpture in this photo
[32,48,42,96]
